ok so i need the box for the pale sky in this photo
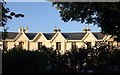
[4,0,47,2]
[2,2,101,33]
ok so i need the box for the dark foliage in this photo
[2,46,120,75]
[0,1,24,51]
[0,1,24,27]
[52,2,120,41]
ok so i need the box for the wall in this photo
[66,41,84,50]
[34,34,51,49]
[83,32,97,47]
[15,33,29,50]
[0,42,2,50]
[29,42,37,50]
[3,31,120,52]
[52,32,66,53]
[7,41,14,49]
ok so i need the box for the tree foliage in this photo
[0,1,24,51]
[2,46,120,75]
[0,1,24,27]
[52,2,120,41]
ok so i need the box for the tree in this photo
[0,1,24,50]
[3,45,120,74]
[52,2,120,41]
[0,1,24,27]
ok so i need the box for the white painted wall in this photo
[7,41,14,49]
[2,31,120,53]
[51,32,66,53]
[0,42,3,50]
[83,33,97,48]
[29,42,37,50]
[15,33,29,50]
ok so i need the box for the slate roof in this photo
[0,32,18,40]
[7,32,18,39]
[0,32,106,40]
[25,33,37,40]
[93,32,105,40]
[62,33,86,40]
[43,33,55,40]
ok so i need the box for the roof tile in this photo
[43,33,55,40]
[25,33,37,40]
[62,33,86,40]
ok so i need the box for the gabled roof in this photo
[6,32,18,39]
[62,33,86,40]
[93,32,105,40]
[0,31,106,41]
[43,33,55,40]
[0,32,18,40]
[25,33,37,40]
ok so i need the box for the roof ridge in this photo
[25,33,37,34]
[62,32,85,33]
[92,32,101,33]
[43,32,54,34]
[0,32,19,33]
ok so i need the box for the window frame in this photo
[38,42,42,50]
[19,41,24,48]
[56,42,61,50]
[87,42,91,48]
[71,42,76,49]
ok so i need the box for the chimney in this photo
[18,27,22,33]
[53,26,57,33]
[25,26,29,33]
[21,27,25,33]
[87,25,91,31]
[83,26,87,33]
[57,27,61,32]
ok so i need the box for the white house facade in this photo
[0,26,120,53]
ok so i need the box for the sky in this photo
[4,0,119,2]
[2,2,101,33]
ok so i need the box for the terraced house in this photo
[0,26,120,53]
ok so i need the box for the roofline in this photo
[0,31,107,41]
[14,32,29,41]
[32,32,47,42]
[50,31,66,42]
[82,32,98,41]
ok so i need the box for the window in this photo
[71,42,76,49]
[108,41,113,48]
[87,42,91,48]
[3,41,8,50]
[19,41,24,48]
[38,42,42,50]
[56,42,61,50]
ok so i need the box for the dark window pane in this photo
[3,42,8,50]
[38,42,42,50]
[56,42,61,50]
[71,42,76,49]
[87,42,91,48]
[19,41,24,48]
